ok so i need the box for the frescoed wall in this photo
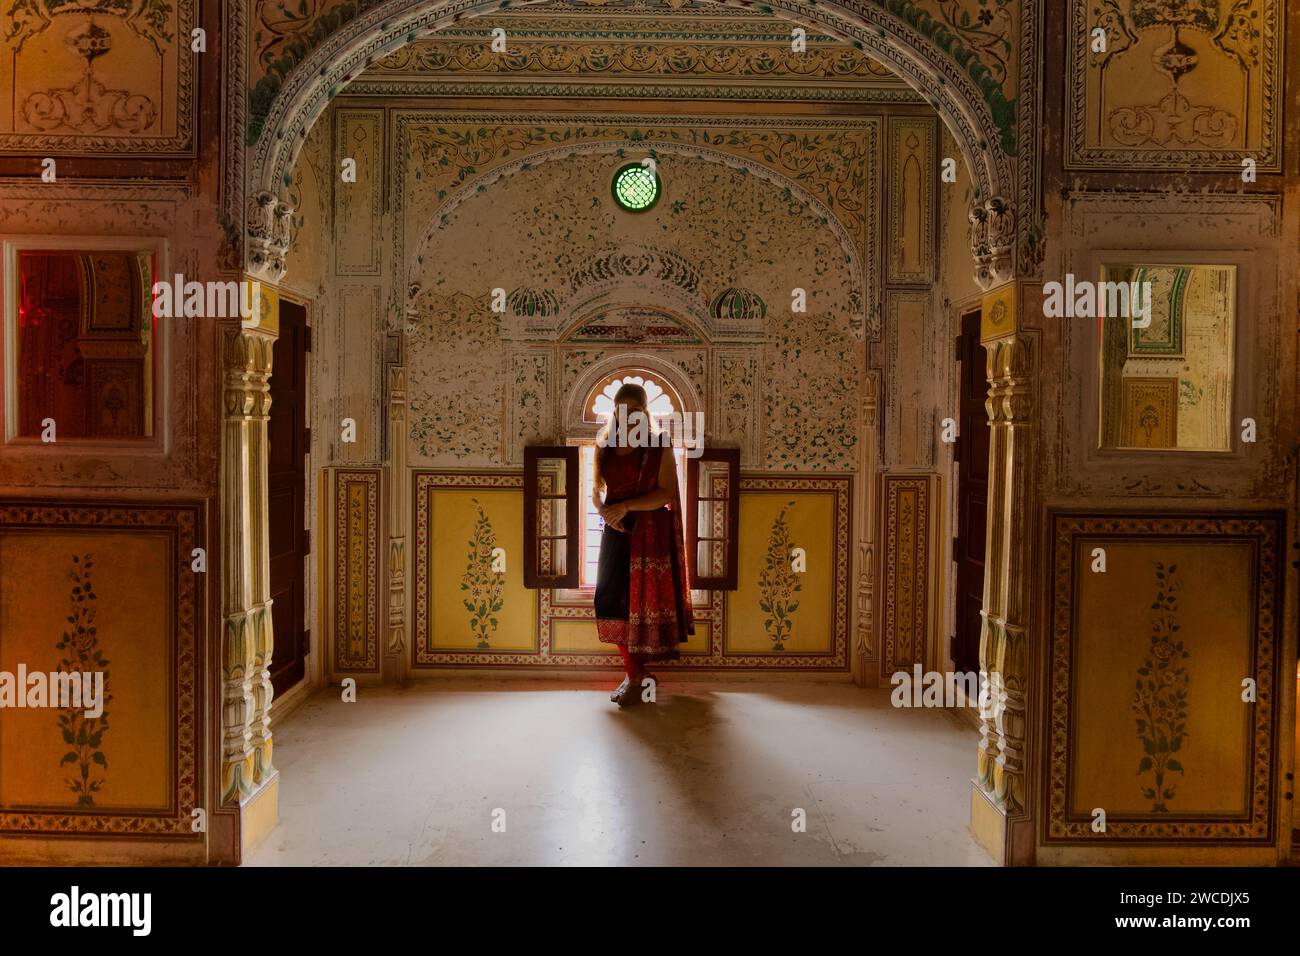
[400,133,868,472]
[412,475,537,661]
[0,0,1288,869]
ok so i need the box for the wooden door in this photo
[953,309,988,675]
[268,300,309,696]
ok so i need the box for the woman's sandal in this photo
[609,675,630,702]
[613,683,641,708]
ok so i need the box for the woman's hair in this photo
[612,382,647,410]
[596,382,653,464]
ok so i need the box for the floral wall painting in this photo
[0,528,174,815]
[1132,561,1189,814]
[0,0,196,153]
[414,480,536,659]
[460,498,504,650]
[56,552,113,806]
[1046,512,1281,843]
[728,488,837,657]
[757,501,801,652]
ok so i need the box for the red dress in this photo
[594,446,694,660]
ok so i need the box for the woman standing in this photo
[592,383,694,707]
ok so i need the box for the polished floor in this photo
[246,677,992,866]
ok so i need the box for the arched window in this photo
[582,370,683,429]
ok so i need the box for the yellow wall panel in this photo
[551,619,615,655]
[425,488,535,652]
[0,531,172,811]
[727,492,836,655]
[1046,512,1282,844]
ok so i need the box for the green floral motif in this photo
[1132,561,1190,813]
[55,553,112,806]
[460,498,504,649]
[758,502,801,651]
[870,0,1019,155]
[248,0,387,145]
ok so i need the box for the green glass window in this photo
[612,163,660,212]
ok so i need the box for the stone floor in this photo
[245,677,992,866]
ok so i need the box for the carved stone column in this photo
[970,280,1035,865]
[220,312,279,813]
[854,372,880,686]
[386,365,409,684]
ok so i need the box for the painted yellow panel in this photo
[980,282,1016,341]
[1070,541,1253,817]
[553,616,711,656]
[727,493,834,654]
[552,619,616,655]
[0,531,171,812]
[427,488,535,651]
[679,620,710,657]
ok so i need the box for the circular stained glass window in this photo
[612,162,661,212]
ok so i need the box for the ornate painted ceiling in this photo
[344,0,920,103]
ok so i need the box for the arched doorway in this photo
[224,0,1039,865]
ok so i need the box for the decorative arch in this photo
[409,138,869,336]
[226,0,1042,866]
[563,351,703,444]
[242,0,1023,288]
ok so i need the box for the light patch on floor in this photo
[245,678,993,866]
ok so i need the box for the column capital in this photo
[245,191,293,284]
[969,196,1017,291]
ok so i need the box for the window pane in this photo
[535,455,568,497]
[538,497,567,538]
[580,445,599,587]
[696,459,729,500]
[696,538,726,578]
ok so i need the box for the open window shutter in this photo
[686,447,740,590]
[523,445,580,589]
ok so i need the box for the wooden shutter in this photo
[686,447,740,590]
[523,445,580,589]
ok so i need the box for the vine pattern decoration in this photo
[1132,561,1190,814]
[758,501,801,651]
[54,552,113,807]
[460,498,504,649]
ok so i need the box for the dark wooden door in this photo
[268,300,309,697]
[953,309,988,675]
